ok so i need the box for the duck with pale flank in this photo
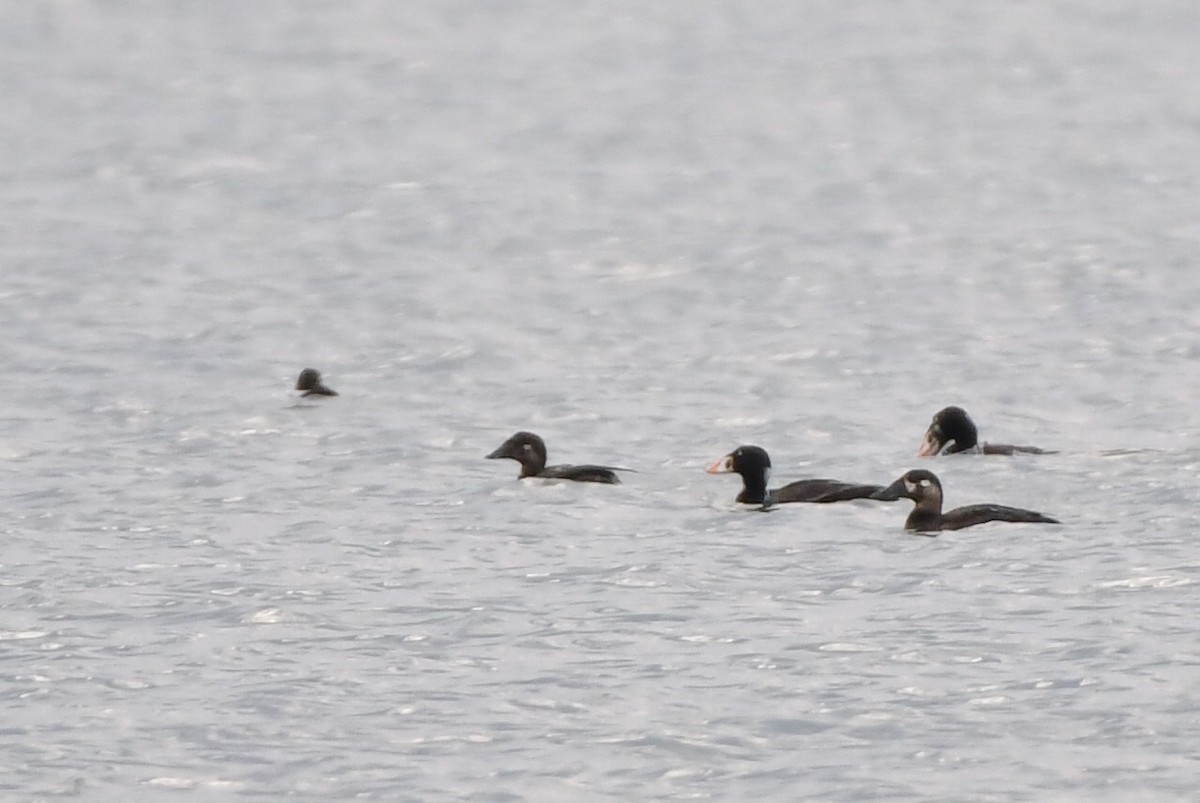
[871,469,1059,533]
[918,406,1051,456]
[486,431,625,484]
[295,368,338,397]
[707,445,885,507]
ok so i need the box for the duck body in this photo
[872,469,1059,532]
[919,406,1050,457]
[707,445,883,507]
[295,368,338,397]
[487,431,622,484]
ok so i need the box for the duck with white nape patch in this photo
[918,406,1052,456]
[871,469,1060,533]
[706,445,886,508]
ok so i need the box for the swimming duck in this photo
[871,469,1059,532]
[919,406,1050,456]
[486,431,623,484]
[707,445,884,507]
[295,368,338,397]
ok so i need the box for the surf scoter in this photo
[706,445,884,507]
[918,406,1051,456]
[871,469,1059,533]
[486,431,623,484]
[295,368,338,397]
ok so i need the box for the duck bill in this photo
[871,477,909,501]
[486,446,509,460]
[917,428,942,457]
[706,457,732,474]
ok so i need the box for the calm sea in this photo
[2,2,1199,800]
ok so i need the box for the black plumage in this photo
[918,406,1051,456]
[707,445,883,507]
[295,368,338,397]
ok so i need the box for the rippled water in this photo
[3,2,1200,800]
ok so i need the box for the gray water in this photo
[3,2,1200,800]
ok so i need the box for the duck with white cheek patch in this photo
[486,431,626,484]
[872,469,1060,533]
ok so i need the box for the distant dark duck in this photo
[486,431,623,484]
[295,368,338,397]
[918,406,1051,456]
[871,469,1060,532]
[706,445,884,507]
